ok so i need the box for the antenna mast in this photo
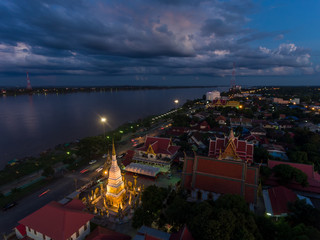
[26,72,32,90]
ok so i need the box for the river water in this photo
[0,87,224,169]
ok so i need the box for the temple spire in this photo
[112,140,116,156]
[228,129,235,140]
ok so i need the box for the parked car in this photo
[89,159,97,165]
[3,201,17,211]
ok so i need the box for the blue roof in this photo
[137,226,171,240]
[285,116,299,120]
[288,105,305,110]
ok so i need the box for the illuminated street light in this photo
[174,99,179,104]
[101,117,107,152]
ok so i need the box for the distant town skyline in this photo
[0,0,319,86]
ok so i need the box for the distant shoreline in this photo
[0,85,226,96]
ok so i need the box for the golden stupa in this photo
[105,142,126,208]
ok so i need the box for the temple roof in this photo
[19,200,93,240]
[137,137,180,155]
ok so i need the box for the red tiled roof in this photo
[266,160,320,194]
[244,134,262,142]
[123,150,135,167]
[268,160,318,180]
[268,186,297,215]
[216,115,226,121]
[64,199,86,211]
[86,226,131,240]
[166,127,190,136]
[183,156,258,203]
[137,137,180,155]
[170,225,194,240]
[16,224,26,237]
[145,234,162,240]
[19,201,93,240]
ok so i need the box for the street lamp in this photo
[174,99,179,114]
[101,117,107,151]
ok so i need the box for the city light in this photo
[174,99,179,104]
[101,117,107,123]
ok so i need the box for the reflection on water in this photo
[0,87,224,169]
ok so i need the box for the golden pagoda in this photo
[220,130,241,160]
[105,142,126,208]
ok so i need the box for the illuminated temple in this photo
[86,142,142,221]
[106,143,126,208]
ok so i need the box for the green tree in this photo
[132,206,153,228]
[288,199,320,230]
[273,164,308,187]
[254,147,270,163]
[141,185,168,217]
[165,195,190,228]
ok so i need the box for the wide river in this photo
[0,87,225,170]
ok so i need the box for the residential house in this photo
[216,115,226,125]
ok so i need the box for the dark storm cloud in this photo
[0,0,317,82]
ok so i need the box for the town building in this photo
[215,115,226,125]
[182,131,258,207]
[181,154,259,206]
[263,186,313,218]
[15,199,93,240]
[133,136,180,172]
[206,99,241,109]
[206,91,220,101]
[208,130,254,163]
[273,98,290,104]
[230,117,252,128]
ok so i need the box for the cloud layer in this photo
[0,0,318,85]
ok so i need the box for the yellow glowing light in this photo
[239,105,243,109]
[174,99,179,104]
[101,117,107,123]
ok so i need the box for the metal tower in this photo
[230,62,236,89]
[26,72,32,90]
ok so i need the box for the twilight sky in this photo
[0,0,319,86]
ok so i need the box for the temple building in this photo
[86,143,142,221]
[105,143,126,208]
[206,99,241,109]
[182,130,259,207]
[208,130,254,164]
[131,136,180,173]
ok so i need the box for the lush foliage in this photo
[273,164,308,187]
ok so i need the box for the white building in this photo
[206,91,220,101]
[290,98,300,104]
[15,199,93,240]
